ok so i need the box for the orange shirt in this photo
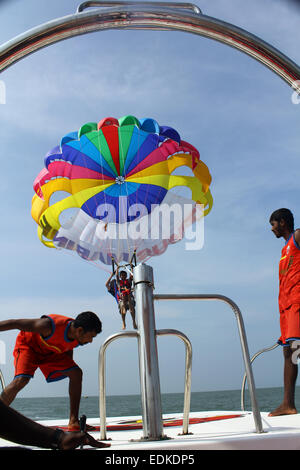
[278,233,300,312]
[15,314,79,355]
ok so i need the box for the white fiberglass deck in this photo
[1,410,300,450]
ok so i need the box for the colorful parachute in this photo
[31,115,213,267]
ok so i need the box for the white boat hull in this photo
[1,410,300,450]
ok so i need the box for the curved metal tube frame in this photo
[0,369,5,391]
[77,1,202,14]
[154,293,264,434]
[99,330,139,440]
[156,329,192,435]
[0,1,300,94]
[98,328,192,439]
[240,342,279,411]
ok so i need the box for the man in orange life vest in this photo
[269,208,300,416]
[0,311,102,431]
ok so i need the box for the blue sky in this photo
[0,0,300,403]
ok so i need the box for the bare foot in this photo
[67,422,96,432]
[268,405,297,417]
[122,325,126,330]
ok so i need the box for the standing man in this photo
[269,208,300,416]
[0,311,102,430]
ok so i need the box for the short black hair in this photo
[73,311,102,334]
[120,270,127,276]
[269,208,294,231]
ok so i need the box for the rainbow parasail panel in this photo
[31,115,213,267]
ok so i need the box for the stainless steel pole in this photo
[133,263,164,440]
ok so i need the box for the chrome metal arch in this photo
[0,1,300,93]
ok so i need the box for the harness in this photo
[119,279,131,298]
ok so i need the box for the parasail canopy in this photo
[31,115,213,268]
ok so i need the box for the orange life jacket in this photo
[278,232,300,312]
[119,279,132,298]
[15,314,79,355]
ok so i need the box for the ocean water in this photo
[10,386,300,421]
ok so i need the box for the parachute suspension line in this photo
[111,256,116,275]
[78,124,101,264]
[118,120,131,265]
[134,123,145,259]
[111,250,137,276]
[137,124,150,259]
[96,122,112,265]
[96,124,107,261]
[131,250,137,268]
[138,126,148,237]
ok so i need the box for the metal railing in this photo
[240,343,279,411]
[98,287,264,438]
[76,1,202,14]
[98,330,139,441]
[98,327,192,440]
[0,369,5,391]
[1,0,300,95]
[157,329,192,435]
[154,293,264,434]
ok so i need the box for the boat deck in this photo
[1,410,300,450]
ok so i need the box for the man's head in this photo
[73,311,102,345]
[269,208,294,238]
[120,270,127,280]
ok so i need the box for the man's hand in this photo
[59,431,111,450]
